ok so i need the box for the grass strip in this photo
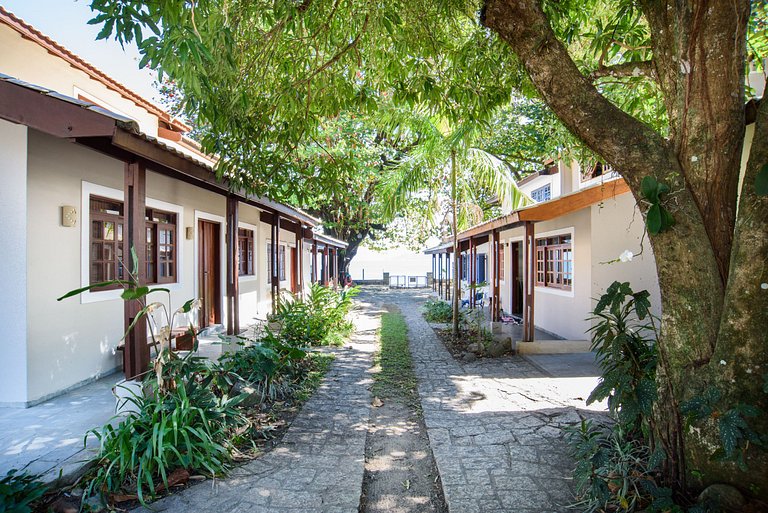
[294,352,335,403]
[372,310,418,406]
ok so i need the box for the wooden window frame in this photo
[89,195,178,287]
[238,228,255,276]
[534,235,573,291]
[498,245,505,281]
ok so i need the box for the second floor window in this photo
[530,184,551,202]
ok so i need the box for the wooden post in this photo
[323,246,329,285]
[311,241,317,284]
[523,221,535,342]
[432,254,436,291]
[445,252,451,301]
[124,161,148,380]
[469,237,475,308]
[296,225,304,295]
[225,196,239,335]
[438,253,443,298]
[271,213,280,314]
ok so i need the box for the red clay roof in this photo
[0,6,191,133]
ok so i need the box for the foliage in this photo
[0,470,47,513]
[568,420,678,513]
[270,284,359,346]
[423,299,453,323]
[219,335,309,403]
[639,177,674,235]
[588,281,657,432]
[372,311,418,404]
[88,0,523,202]
[569,282,674,512]
[84,352,243,504]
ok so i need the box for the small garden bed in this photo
[5,284,357,513]
[423,300,513,363]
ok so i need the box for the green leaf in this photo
[660,205,675,230]
[122,286,150,301]
[755,163,768,196]
[646,204,662,234]
[57,280,131,301]
[641,176,659,203]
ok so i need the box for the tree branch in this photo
[589,60,655,81]
[481,0,677,191]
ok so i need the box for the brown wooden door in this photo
[290,247,298,293]
[198,220,221,328]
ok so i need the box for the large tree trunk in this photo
[483,0,767,497]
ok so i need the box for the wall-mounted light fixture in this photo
[61,206,77,227]
[186,227,194,240]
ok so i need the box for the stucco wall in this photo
[532,208,592,340]
[0,120,29,405]
[589,193,662,318]
[0,25,159,137]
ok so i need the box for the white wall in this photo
[589,193,662,318]
[0,25,160,137]
[0,120,29,405]
[518,173,560,201]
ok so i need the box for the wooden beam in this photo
[518,179,630,222]
[123,161,149,380]
[311,241,317,283]
[322,246,329,285]
[225,196,239,335]
[523,221,535,342]
[295,224,304,296]
[0,79,118,138]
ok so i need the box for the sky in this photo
[2,0,159,103]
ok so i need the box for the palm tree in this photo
[380,108,531,335]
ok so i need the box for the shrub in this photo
[0,470,46,513]
[270,284,358,346]
[568,281,674,512]
[423,299,453,323]
[219,334,309,403]
[84,352,244,505]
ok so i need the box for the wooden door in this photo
[290,247,298,293]
[511,242,523,316]
[198,220,221,328]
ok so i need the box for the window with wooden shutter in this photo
[535,234,572,290]
[89,196,178,286]
[238,229,254,276]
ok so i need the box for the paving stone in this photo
[369,288,609,513]
[131,303,381,513]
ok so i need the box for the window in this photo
[238,228,254,276]
[267,243,286,280]
[461,255,467,280]
[530,184,551,202]
[498,245,505,281]
[535,234,573,290]
[89,196,177,286]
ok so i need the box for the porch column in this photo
[438,252,443,298]
[225,195,239,335]
[323,246,329,285]
[432,254,436,291]
[271,213,280,314]
[445,252,451,301]
[469,237,475,308]
[523,221,535,342]
[124,161,149,379]
[492,230,500,322]
[311,241,317,283]
[296,225,304,295]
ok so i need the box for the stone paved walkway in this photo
[133,300,383,513]
[374,288,608,513]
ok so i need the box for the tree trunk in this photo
[483,0,768,497]
[451,150,460,335]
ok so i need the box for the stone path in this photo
[372,288,608,513]
[133,300,383,513]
